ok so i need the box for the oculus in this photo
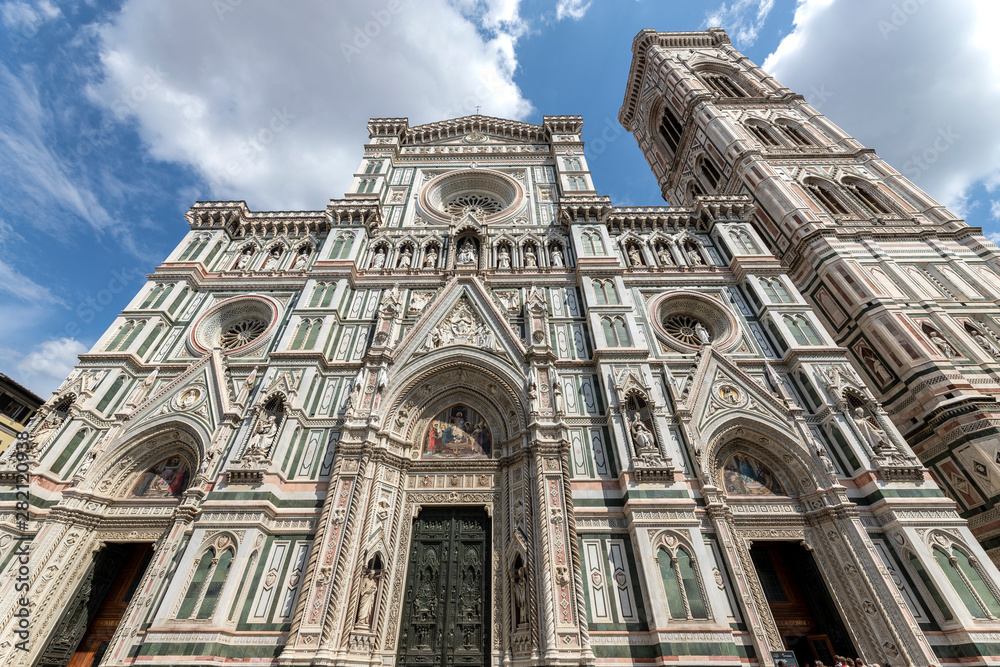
[130,455,191,498]
[662,314,712,347]
[190,295,278,356]
[444,193,503,218]
[651,291,738,351]
[423,404,492,459]
[221,317,268,351]
[722,452,784,496]
[420,169,523,222]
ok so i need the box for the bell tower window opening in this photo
[702,72,748,98]
[806,181,853,216]
[778,121,815,147]
[701,156,722,190]
[746,123,781,147]
[657,105,685,155]
[843,180,893,217]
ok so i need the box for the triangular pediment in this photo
[392,276,526,368]
[120,349,239,439]
[681,347,793,433]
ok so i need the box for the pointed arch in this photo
[86,421,206,498]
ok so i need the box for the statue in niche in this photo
[397,247,412,269]
[125,369,158,411]
[971,330,1000,358]
[423,246,438,268]
[245,411,278,460]
[852,407,892,454]
[262,246,283,271]
[927,329,958,358]
[511,563,528,627]
[370,247,387,269]
[657,245,673,266]
[630,415,655,450]
[356,569,379,627]
[627,244,643,266]
[687,245,704,266]
[550,246,564,267]
[291,246,311,271]
[858,344,891,385]
[695,322,712,344]
[238,366,259,404]
[497,245,511,269]
[524,246,538,268]
[236,246,254,270]
[553,381,565,414]
[457,239,477,265]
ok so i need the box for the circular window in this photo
[663,314,711,347]
[420,169,523,222]
[221,318,268,350]
[650,292,738,352]
[190,296,278,356]
[444,193,503,218]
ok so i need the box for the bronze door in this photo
[397,507,490,667]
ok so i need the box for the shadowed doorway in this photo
[750,541,856,666]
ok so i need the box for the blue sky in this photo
[2,0,1000,396]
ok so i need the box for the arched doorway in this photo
[34,425,201,667]
[705,427,865,667]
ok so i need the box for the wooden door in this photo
[68,543,152,667]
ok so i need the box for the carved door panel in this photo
[397,507,490,667]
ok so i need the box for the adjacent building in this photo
[3,27,1000,667]
[0,373,42,455]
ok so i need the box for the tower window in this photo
[701,157,722,189]
[806,181,853,216]
[658,105,685,154]
[747,123,781,147]
[702,73,748,98]
[844,180,893,216]
[778,122,814,147]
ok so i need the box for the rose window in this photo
[190,296,278,356]
[420,170,523,222]
[663,314,709,346]
[444,194,503,218]
[221,317,268,351]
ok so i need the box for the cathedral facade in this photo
[4,27,1000,667]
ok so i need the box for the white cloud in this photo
[556,0,591,21]
[0,65,115,234]
[704,0,775,47]
[990,200,1000,219]
[0,0,61,32]
[89,0,534,210]
[0,259,64,304]
[15,337,86,396]
[763,0,1000,214]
